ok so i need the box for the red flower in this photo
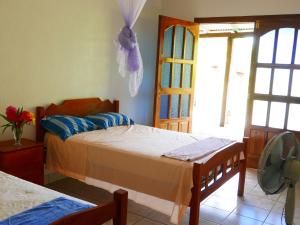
[20,111,33,122]
[5,106,18,122]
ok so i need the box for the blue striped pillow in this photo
[41,115,98,141]
[85,112,134,129]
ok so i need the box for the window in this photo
[251,27,300,131]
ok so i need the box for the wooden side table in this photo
[0,139,44,185]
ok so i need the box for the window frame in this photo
[248,20,300,133]
[195,14,300,134]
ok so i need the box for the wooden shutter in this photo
[153,16,199,132]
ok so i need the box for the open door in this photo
[153,16,199,132]
[245,15,300,168]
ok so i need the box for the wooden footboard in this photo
[50,189,128,225]
[189,137,249,225]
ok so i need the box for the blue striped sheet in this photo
[0,197,92,225]
[85,112,134,129]
[41,115,97,141]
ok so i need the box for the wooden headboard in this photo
[36,98,119,142]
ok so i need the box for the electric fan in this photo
[257,131,300,225]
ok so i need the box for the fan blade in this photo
[285,186,295,225]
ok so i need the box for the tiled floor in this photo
[46,169,300,225]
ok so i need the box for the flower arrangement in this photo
[0,106,35,145]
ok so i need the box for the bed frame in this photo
[50,189,127,225]
[36,97,249,225]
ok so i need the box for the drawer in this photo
[0,147,43,169]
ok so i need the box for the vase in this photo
[12,126,23,146]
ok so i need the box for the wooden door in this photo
[245,15,300,168]
[153,16,199,132]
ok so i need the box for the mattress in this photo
[0,171,92,221]
[45,124,234,223]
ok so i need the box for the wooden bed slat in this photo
[213,167,218,182]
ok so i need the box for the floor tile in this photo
[128,200,153,217]
[204,195,238,212]
[270,201,285,214]
[265,212,286,225]
[199,205,232,224]
[145,210,173,225]
[128,213,144,225]
[238,193,276,211]
[134,218,164,225]
[222,213,263,225]
[199,219,220,225]
[244,182,257,194]
[250,186,280,201]
[233,203,269,222]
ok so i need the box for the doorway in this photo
[192,23,254,140]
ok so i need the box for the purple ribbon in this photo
[118,26,140,72]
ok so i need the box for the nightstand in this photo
[0,139,44,185]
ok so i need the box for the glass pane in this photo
[163,26,174,58]
[257,30,275,63]
[295,30,300,64]
[173,64,182,88]
[269,102,286,129]
[183,64,192,88]
[252,100,268,126]
[272,69,290,96]
[291,70,300,97]
[276,28,295,64]
[161,63,171,88]
[174,26,185,59]
[287,104,300,131]
[171,94,180,118]
[181,94,190,117]
[254,68,271,94]
[160,95,169,119]
[185,29,194,60]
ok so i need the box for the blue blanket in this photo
[0,197,92,225]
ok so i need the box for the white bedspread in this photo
[45,125,236,223]
[0,171,91,221]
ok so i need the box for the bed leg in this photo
[113,189,128,225]
[189,196,200,225]
[238,138,248,197]
[189,163,202,225]
[238,159,246,197]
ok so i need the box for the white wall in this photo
[162,0,300,21]
[0,0,162,141]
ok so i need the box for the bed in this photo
[0,171,127,225]
[36,97,249,225]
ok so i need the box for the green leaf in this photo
[2,125,11,134]
[17,107,21,116]
[0,114,11,123]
